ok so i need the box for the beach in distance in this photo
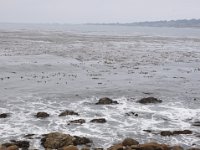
[0,24,200,149]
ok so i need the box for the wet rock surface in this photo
[41,132,74,149]
[192,121,200,126]
[59,110,79,116]
[72,136,92,145]
[122,138,139,146]
[96,97,118,105]
[35,112,49,118]
[160,130,192,136]
[1,140,29,150]
[0,113,10,118]
[62,145,79,150]
[138,97,162,104]
[90,118,107,123]
[69,119,86,124]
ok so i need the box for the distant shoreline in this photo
[87,19,200,28]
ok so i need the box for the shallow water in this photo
[0,24,200,149]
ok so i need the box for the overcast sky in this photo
[0,0,199,23]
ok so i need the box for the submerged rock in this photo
[138,97,162,104]
[90,118,106,123]
[96,97,118,105]
[69,119,86,124]
[41,132,73,149]
[73,136,92,145]
[122,138,139,146]
[35,112,49,118]
[0,113,10,118]
[59,110,79,116]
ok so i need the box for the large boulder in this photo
[96,97,118,105]
[59,110,79,116]
[35,112,49,118]
[122,138,139,146]
[90,118,107,123]
[41,132,73,149]
[138,97,162,104]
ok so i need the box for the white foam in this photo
[0,95,200,149]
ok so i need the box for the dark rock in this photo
[192,121,200,126]
[173,130,192,135]
[41,132,73,149]
[125,112,138,117]
[188,148,200,150]
[143,130,152,133]
[2,143,15,147]
[122,138,139,146]
[160,131,173,136]
[73,136,92,145]
[59,110,79,116]
[93,148,104,150]
[96,97,118,105]
[10,140,30,149]
[90,118,106,123]
[35,112,49,118]
[161,130,192,136]
[0,113,10,118]
[69,119,86,124]
[24,134,35,139]
[2,140,29,150]
[138,97,162,104]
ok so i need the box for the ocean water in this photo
[0,24,200,149]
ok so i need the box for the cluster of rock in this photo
[2,136,199,150]
[0,97,199,150]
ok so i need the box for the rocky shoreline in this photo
[0,132,199,150]
[0,97,199,150]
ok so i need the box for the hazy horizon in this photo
[0,0,200,24]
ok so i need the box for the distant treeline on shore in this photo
[89,19,200,28]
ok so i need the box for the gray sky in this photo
[0,0,199,23]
